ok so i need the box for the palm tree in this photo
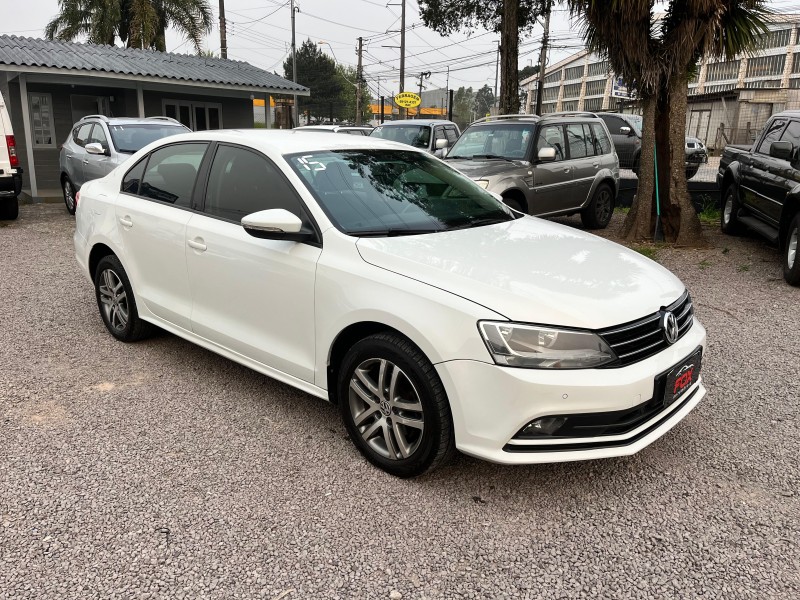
[568,0,771,246]
[45,0,212,53]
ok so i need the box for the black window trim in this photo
[195,141,323,247]
[118,140,211,214]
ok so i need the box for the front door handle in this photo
[592,162,599,168]
[119,216,133,228]
[187,238,207,252]
[83,159,89,165]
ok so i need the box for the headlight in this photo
[479,321,617,369]
[474,179,490,189]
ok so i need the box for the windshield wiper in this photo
[471,154,514,162]
[446,217,511,231]
[351,228,441,237]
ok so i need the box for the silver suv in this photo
[445,113,619,229]
[370,119,460,158]
[59,115,189,214]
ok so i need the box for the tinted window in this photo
[204,145,309,223]
[756,119,787,155]
[536,124,565,161]
[74,123,93,147]
[371,125,431,149]
[444,127,459,144]
[109,124,188,154]
[139,143,207,208]
[287,149,513,236]
[779,120,800,154]
[600,114,626,134]
[591,123,612,155]
[88,124,109,148]
[122,159,147,195]
[434,127,447,142]
[565,123,589,159]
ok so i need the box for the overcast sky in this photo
[4,0,597,98]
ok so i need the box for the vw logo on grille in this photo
[661,311,679,344]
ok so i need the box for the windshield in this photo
[447,123,534,160]
[286,149,514,236]
[370,125,432,149]
[626,115,643,136]
[110,124,188,153]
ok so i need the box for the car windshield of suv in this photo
[626,115,643,136]
[370,125,431,149]
[446,123,534,160]
[110,124,188,153]
[287,149,513,236]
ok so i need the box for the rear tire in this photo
[338,333,455,477]
[720,185,743,235]
[581,183,614,229]
[783,213,800,286]
[94,255,155,342]
[62,177,77,216]
[0,196,19,220]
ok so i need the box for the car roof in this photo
[78,115,187,127]
[378,119,456,126]
[136,129,423,156]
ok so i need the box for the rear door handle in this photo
[592,162,599,168]
[187,238,207,252]
[83,159,89,165]
[119,216,133,228]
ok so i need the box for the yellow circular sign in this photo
[394,92,421,108]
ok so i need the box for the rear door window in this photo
[591,123,612,155]
[139,143,207,208]
[565,123,589,159]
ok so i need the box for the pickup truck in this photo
[0,89,22,220]
[717,110,800,286]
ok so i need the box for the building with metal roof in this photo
[0,35,309,199]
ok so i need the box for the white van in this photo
[0,90,22,220]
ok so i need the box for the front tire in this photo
[94,255,154,342]
[720,185,743,235]
[581,183,614,229]
[62,177,76,215]
[338,333,455,477]
[0,197,19,220]
[783,213,800,286]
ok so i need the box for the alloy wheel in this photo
[63,180,75,212]
[348,358,425,460]
[789,226,798,270]
[98,269,129,331]
[723,195,733,225]
[595,189,612,224]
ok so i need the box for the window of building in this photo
[587,61,609,77]
[583,97,603,111]
[792,53,800,74]
[204,145,309,224]
[790,78,800,89]
[563,83,582,99]
[744,79,782,89]
[758,28,791,49]
[544,70,562,84]
[543,86,560,102]
[541,103,557,115]
[29,93,56,147]
[163,100,223,131]
[561,100,578,112]
[585,80,606,96]
[564,65,584,81]
[746,54,786,78]
[139,143,208,208]
[706,60,740,82]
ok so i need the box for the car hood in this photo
[355,217,685,329]
[444,158,523,179]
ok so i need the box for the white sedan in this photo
[74,130,706,477]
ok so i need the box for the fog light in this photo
[522,416,568,437]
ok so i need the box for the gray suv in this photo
[59,115,188,214]
[445,113,619,229]
[370,119,460,158]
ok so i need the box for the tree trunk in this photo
[665,74,707,247]
[622,95,656,241]
[499,0,519,114]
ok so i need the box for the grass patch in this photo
[699,259,711,270]
[614,206,630,215]
[697,195,721,225]
[738,263,751,272]
[632,245,658,260]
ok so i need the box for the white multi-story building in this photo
[521,15,800,149]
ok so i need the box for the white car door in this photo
[185,144,321,382]
[115,142,208,331]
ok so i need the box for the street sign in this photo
[394,92,421,108]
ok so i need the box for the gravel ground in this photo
[1,204,798,599]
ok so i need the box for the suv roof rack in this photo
[543,111,600,118]
[79,114,110,122]
[147,116,183,125]
[471,114,540,124]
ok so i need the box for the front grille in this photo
[597,291,693,367]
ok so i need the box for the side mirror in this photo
[85,142,107,156]
[538,147,557,162]
[435,138,449,150]
[769,140,793,160]
[619,126,632,136]
[241,209,314,242]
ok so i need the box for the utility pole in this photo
[494,40,500,107]
[291,0,299,127]
[356,37,364,125]
[535,0,552,116]
[218,0,228,58]
[416,71,430,119]
[399,0,406,118]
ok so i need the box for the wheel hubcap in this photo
[98,269,129,331]
[348,358,424,460]
[724,195,733,225]
[789,227,798,270]
[596,190,611,223]
[64,181,74,210]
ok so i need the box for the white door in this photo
[115,142,208,330]
[185,144,321,382]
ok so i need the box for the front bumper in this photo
[436,318,706,464]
